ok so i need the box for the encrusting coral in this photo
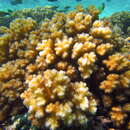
[0,5,130,130]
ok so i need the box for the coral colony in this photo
[0,6,130,130]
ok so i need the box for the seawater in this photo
[0,0,130,18]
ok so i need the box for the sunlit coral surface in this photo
[0,6,130,130]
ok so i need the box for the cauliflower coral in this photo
[21,69,96,129]
[0,5,129,130]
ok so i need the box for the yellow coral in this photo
[78,52,97,79]
[56,61,77,79]
[99,70,130,93]
[36,39,56,69]
[55,35,74,58]
[103,53,130,71]
[21,69,97,129]
[87,5,100,19]
[119,70,130,88]
[0,59,29,121]
[110,106,127,126]
[0,5,130,129]
[65,12,92,34]
[72,33,96,59]
[0,18,39,122]
[0,34,11,63]
[99,74,119,93]
[96,43,113,56]
[9,18,36,40]
[0,59,28,81]
[91,20,112,39]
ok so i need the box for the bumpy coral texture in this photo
[21,69,96,130]
[0,59,28,121]
[0,18,38,121]
[0,6,130,130]
[110,106,127,126]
